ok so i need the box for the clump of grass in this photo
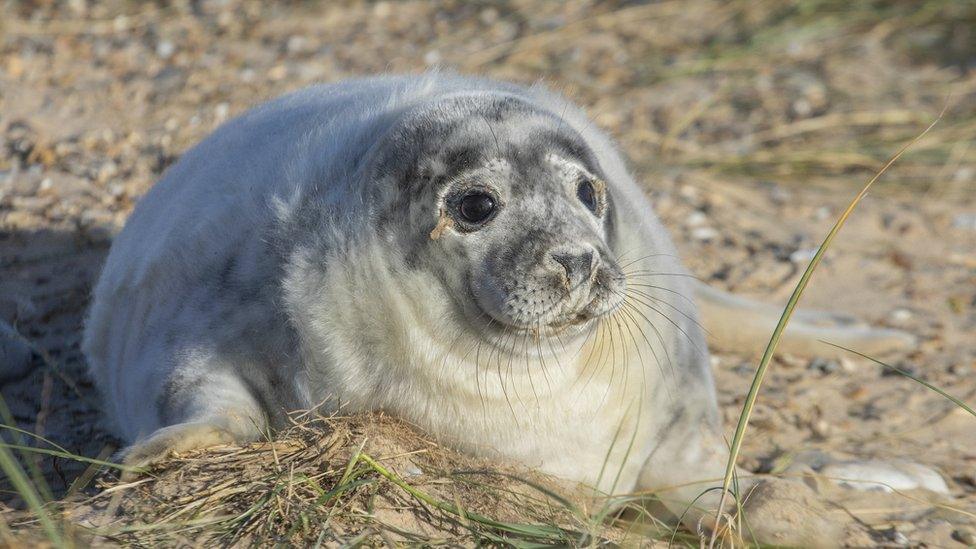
[2,413,635,547]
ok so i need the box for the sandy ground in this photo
[1,1,974,545]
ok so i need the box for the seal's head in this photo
[370,92,626,342]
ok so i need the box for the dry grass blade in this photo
[821,341,976,419]
[708,106,947,549]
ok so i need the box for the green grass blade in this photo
[358,453,572,543]
[0,425,71,455]
[708,108,946,548]
[0,443,139,472]
[0,443,64,546]
[0,395,54,503]
[822,341,976,418]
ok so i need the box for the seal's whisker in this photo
[479,113,502,157]
[438,308,487,376]
[617,252,680,271]
[474,340,489,416]
[584,313,615,397]
[618,297,676,379]
[566,318,601,402]
[489,320,520,423]
[600,311,628,405]
[626,282,698,309]
[615,305,651,395]
[548,319,570,356]
[504,311,533,415]
[622,291,707,358]
[547,93,572,140]
[518,323,539,407]
[618,304,671,402]
[625,291,701,344]
[570,319,599,362]
[626,287,709,335]
[604,313,620,402]
[621,270,703,282]
[612,245,655,268]
[574,316,608,397]
[535,320,555,397]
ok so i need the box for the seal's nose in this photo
[549,247,597,288]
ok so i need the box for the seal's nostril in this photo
[551,250,594,282]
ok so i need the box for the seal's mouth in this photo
[545,299,610,330]
[469,287,622,339]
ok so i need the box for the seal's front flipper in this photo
[122,421,236,469]
[693,282,917,358]
[120,416,262,479]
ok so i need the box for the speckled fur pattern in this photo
[82,73,908,531]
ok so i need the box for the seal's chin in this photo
[462,273,626,348]
[472,292,622,339]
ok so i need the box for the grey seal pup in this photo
[83,73,912,538]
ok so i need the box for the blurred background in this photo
[0,1,974,545]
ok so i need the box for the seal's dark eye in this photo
[458,192,496,224]
[577,179,598,213]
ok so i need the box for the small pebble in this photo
[479,7,499,24]
[678,184,699,201]
[880,526,912,547]
[156,40,175,60]
[691,226,719,241]
[214,103,230,122]
[97,161,117,183]
[790,247,818,264]
[286,35,306,54]
[769,185,792,204]
[732,361,753,376]
[953,528,976,545]
[889,308,913,324]
[954,167,974,183]
[808,358,840,375]
[949,363,973,377]
[952,213,976,231]
[792,98,812,118]
[811,420,834,439]
[685,210,708,227]
[112,14,129,32]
